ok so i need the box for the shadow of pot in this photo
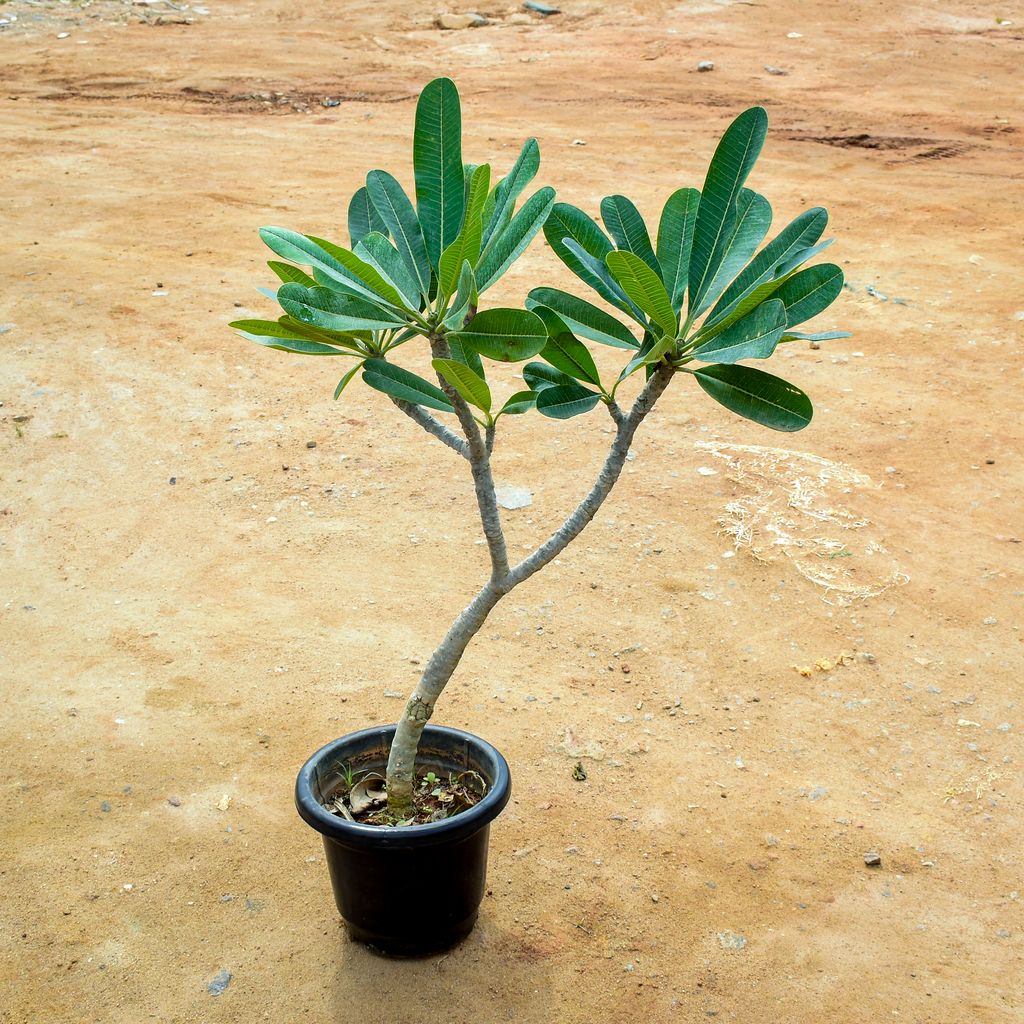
[295,724,512,956]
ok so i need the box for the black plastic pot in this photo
[295,724,511,956]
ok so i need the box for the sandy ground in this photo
[2,0,1022,1020]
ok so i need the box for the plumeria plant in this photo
[233,79,847,821]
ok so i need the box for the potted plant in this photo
[233,78,847,955]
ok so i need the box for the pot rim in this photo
[295,723,511,849]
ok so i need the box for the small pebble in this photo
[306,440,317,449]
[167,795,182,807]
[383,689,404,699]
[764,65,788,75]
[717,930,747,950]
[169,477,176,485]
[697,60,715,72]
[864,852,882,867]
[436,12,487,29]
[571,138,586,146]
[100,801,111,813]
[524,0,560,13]
[207,970,232,996]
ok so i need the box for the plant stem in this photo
[388,396,469,458]
[384,361,675,817]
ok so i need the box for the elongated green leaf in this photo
[276,316,372,347]
[692,188,772,317]
[601,195,660,275]
[449,308,547,362]
[444,261,478,331]
[693,363,812,431]
[260,227,361,295]
[618,332,660,382]
[780,329,851,343]
[232,320,359,357]
[774,264,844,327]
[414,78,465,271]
[543,203,632,312]
[362,358,454,413]
[482,138,540,250]
[656,188,700,312]
[230,318,365,351]
[475,186,556,293]
[268,261,316,287]
[439,163,490,298]
[498,390,537,416]
[366,170,432,301]
[334,361,364,399]
[563,239,643,323]
[688,107,769,315]
[306,236,410,311]
[701,208,828,336]
[526,289,637,350]
[775,238,833,278]
[431,357,491,413]
[348,186,388,247]
[523,361,576,391]
[536,382,602,419]
[278,283,406,333]
[691,299,786,363]
[606,250,677,337]
[355,232,421,311]
[538,327,602,389]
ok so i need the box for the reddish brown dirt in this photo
[1,1,1022,1021]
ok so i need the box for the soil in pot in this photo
[326,766,487,825]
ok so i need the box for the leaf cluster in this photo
[233,80,849,433]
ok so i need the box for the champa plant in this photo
[233,79,846,820]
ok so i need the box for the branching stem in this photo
[385,359,677,816]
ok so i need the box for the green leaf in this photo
[230,318,364,352]
[482,138,540,250]
[259,227,362,295]
[538,327,602,390]
[414,78,465,271]
[348,186,388,247]
[366,170,432,302]
[606,250,678,337]
[278,283,406,333]
[444,261,478,331]
[448,308,547,362]
[231,320,359,357]
[526,289,637,350]
[523,361,576,391]
[334,361,365,399]
[431,357,492,413]
[439,163,490,298]
[543,203,630,313]
[618,332,660,382]
[688,107,769,316]
[691,299,786,363]
[780,329,852,343]
[498,390,537,416]
[535,382,602,419]
[692,188,772,316]
[563,239,643,323]
[773,264,844,327]
[656,188,700,312]
[693,363,812,431]
[362,358,454,413]
[701,208,828,336]
[307,235,410,311]
[268,261,316,287]
[600,195,660,275]
[354,232,422,311]
[475,186,556,293]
